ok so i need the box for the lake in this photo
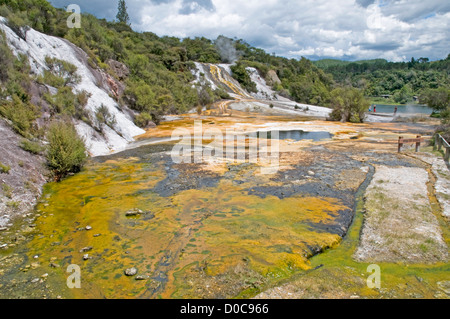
[257,130,333,141]
[370,104,433,115]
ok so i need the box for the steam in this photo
[215,35,242,64]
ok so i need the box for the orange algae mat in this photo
[29,156,350,299]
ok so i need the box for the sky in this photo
[49,0,450,62]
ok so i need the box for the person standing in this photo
[394,106,397,115]
[374,105,376,113]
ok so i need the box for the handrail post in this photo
[398,136,403,153]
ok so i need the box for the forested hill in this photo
[229,39,334,106]
[313,56,450,104]
[0,0,334,116]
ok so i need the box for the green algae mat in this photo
[14,146,362,298]
[1,143,448,299]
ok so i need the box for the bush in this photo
[0,162,11,174]
[6,201,19,210]
[95,104,116,130]
[421,87,450,112]
[44,56,81,87]
[43,87,90,118]
[329,87,369,123]
[134,112,153,128]
[5,11,30,40]
[230,62,257,93]
[214,87,231,100]
[46,121,87,181]
[19,138,45,154]
[38,69,65,88]
[1,183,13,198]
[0,30,14,83]
[0,95,39,137]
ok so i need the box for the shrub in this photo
[44,56,81,87]
[0,95,39,137]
[329,87,369,123]
[44,87,90,118]
[6,201,20,210]
[134,112,152,128]
[420,87,450,113]
[1,183,13,198]
[0,30,14,83]
[230,62,257,93]
[125,80,156,112]
[95,104,116,129]
[5,11,30,40]
[198,84,214,106]
[38,69,66,88]
[0,162,11,174]
[214,87,231,100]
[46,121,87,181]
[19,138,45,154]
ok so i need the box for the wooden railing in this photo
[434,133,450,163]
[398,135,424,153]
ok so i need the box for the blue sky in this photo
[49,0,450,62]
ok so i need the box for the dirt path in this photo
[354,165,448,263]
[411,152,450,219]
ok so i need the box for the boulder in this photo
[124,267,137,276]
[106,59,130,80]
[266,70,281,86]
[125,208,144,216]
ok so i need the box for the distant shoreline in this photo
[368,99,424,106]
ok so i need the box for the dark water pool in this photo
[257,130,333,141]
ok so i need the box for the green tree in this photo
[46,121,87,181]
[421,87,450,112]
[329,87,369,123]
[116,0,130,26]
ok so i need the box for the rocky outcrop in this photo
[0,118,48,228]
[106,59,130,81]
[266,70,281,86]
[0,17,145,156]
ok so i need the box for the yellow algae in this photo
[164,181,348,297]
[27,158,168,298]
[23,145,352,299]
